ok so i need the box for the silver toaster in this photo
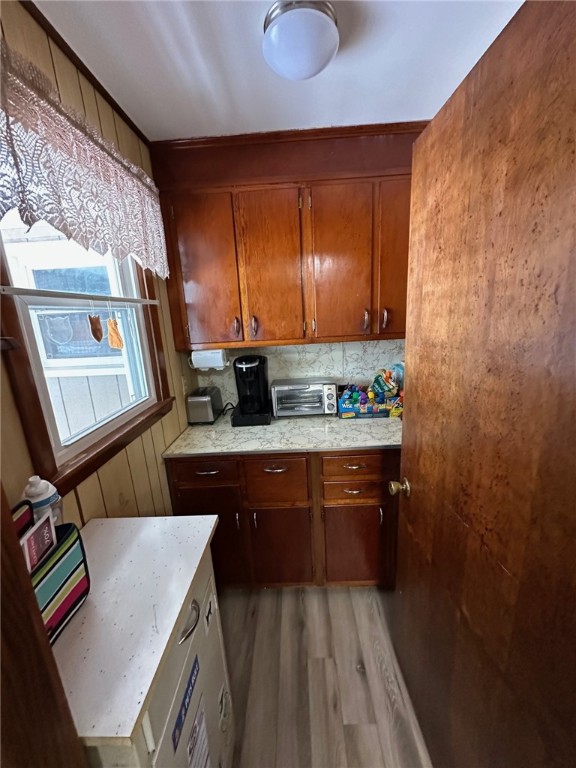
[186,386,223,424]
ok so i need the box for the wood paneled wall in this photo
[391,3,576,767]
[0,1,194,520]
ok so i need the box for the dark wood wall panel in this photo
[391,3,576,767]
[150,123,427,190]
[1,487,89,767]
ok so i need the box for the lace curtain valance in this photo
[0,40,169,279]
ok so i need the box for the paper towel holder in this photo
[190,349,230,371]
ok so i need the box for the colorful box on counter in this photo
[337,365,404,419]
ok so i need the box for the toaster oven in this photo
[270,378,338,418]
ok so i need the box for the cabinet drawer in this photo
[145,547,213,743]
[244,457,309,504]
[322,452,388,478]
[323,480,387,503]
[170,459,239,487]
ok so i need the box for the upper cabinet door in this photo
[234,188,305,342]
[378,177,411,337]
[172,192,243,345]
[309,182,374,338]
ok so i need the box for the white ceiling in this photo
[36,0,523,142]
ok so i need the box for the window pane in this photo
[28,303,150,445]
[1,211,156,463]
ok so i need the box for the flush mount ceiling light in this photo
[262,1,339,80]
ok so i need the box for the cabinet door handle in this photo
[344,488,364,495]
[178,599,200,645]
[195,469,220,476]
[379,506,383,526]
[343,463,367,471]
[253,511,258,529]
[382,308,389,330]
[234,316,241,337]
[236,512,240,530]
[363,309,370,331]
[251,315,258,337]
[312,318,317,333]
[264,466,288,473]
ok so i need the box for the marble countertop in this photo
[163,414,402,457]
[52,515,217,744]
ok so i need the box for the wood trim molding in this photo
[20,0,149,145]
[151,122,428,191]
[152,121,430,151]
[52,397,174,497]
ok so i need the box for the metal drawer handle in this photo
[195,469,220,476]
[343,488,365,495]
[234,316,241,337]
[253,512,258,529]
[382,308,389,330]
[379,506,383,526]
[178,599,200,645]
[236,512,240,530]
[343,463,367,470]
[363,309,370,331]
[251,315,259,336]
[264,466,288,473]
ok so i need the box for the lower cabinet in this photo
[166,447,399,588]
[250,507,313,585]
[324,504,395,586]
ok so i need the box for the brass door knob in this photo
[388,478,411,497]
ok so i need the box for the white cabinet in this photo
[52,517,234,768]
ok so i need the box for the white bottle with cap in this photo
[22,475,62,525]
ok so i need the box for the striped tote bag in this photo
[31,523,90,644]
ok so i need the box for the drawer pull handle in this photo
[382,308,389,330]
[344,488,365,495]
[343,463,367,471]
[253,512,258,529]
[178,599,200,645]
[236,512,240,530]
[363,308,370,331]
[233,316,241,337]
[195,469,220,476]
[264,466,288,473]
[379,506,383,526]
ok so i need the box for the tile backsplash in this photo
[195,340,405,406]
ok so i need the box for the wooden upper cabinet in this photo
[308,182,374,338]
[171,192,243,346]
[234,188,305,342]
[377,177,411,336]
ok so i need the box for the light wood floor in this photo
[219,587,432,768]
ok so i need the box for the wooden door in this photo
[378,176,411,337]
[1,488,89,768]
[308,182,374,338]
[391,4,576,767]
[171,192,243,345]
[250,507,313,585]
[234,187,305,342]
[324,503,396,586]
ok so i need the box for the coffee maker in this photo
[231,354,272,427]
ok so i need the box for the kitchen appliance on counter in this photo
[186,386,224,424]
[271,378,338,417]
[231,354,272,427]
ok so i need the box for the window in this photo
[1,210,170,484]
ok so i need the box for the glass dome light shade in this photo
[262,3,339,81]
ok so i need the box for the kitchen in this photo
[1,2,574,767]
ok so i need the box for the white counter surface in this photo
[163,414,402,457]
[52,515,217,745]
